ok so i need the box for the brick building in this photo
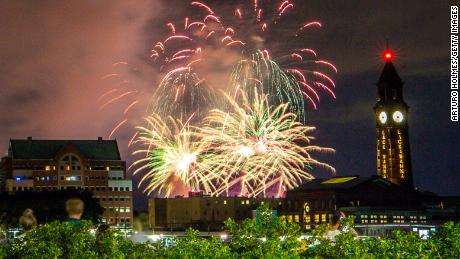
[148,192,281,231]
[0,137,133,227]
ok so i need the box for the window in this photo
[321,214,326,222]
[314,214,320,223]
[294,215,299,222]
[60,154,82,172]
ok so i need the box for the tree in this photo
[224,204,302,258]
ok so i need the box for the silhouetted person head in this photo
[65,198,84,220]
[19,208,37,232]
[330,210,343,229]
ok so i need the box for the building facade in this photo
[0,137,133,227]
[281,175,434,236]
[149,193,281,231]
[374,53,413,188]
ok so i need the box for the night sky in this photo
[1,1,458,210]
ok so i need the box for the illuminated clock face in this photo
[393,111,404,123]
[379,111,387,124]
[303,202,310,213]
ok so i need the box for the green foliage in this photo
[164,229,232,259]
[224,204,302,258]
[1,209,460,259]
[2,220,162,259]
[304,217,460,259]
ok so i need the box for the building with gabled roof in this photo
[0,137,133,228]
[280,175,448,236]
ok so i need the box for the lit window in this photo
[321,214,326,222]
[45,166,51,171]
[65,176,78,181]
[223,200,227,205]
[245,200,249,205]
[314,214,320,223]
[294,215,299,222]
[106,166,110,171]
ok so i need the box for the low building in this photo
[149,192,281,231]
[280,175,439,236]
[0,137,133,227]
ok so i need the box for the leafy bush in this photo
[1,206,460,259]
[303,218,460,258]
[3,220,162,259]
[224,204,302,258]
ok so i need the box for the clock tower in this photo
[374,50,413,188]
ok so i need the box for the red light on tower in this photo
[384,51,393,61]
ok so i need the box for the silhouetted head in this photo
[65,198,84,219]
[19,208,37,232]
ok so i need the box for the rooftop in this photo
[289,175,393,192]
[8,138,121,160]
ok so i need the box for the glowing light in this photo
[384,51,393,61]
[393,111,404,123]
[379,111,388,124]
[238,146,254,157]
[201,89,335,197]
[131,115,215,197]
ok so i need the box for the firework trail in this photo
[150,3,227,121]
[150,0,337,121]
[201,89,336,198]
[202,0,337,121]
[131,114,216,197]
[101,0,336,139]
[103,1,338,197]
[99,62,150,140]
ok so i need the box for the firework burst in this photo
[150,3,228,120]
[131,114,215,197]
[150,0,337,121]
[201,89,336,197]
[215,0,337,120]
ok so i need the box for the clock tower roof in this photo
[378,61,402,86]
[376,60,405,104]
